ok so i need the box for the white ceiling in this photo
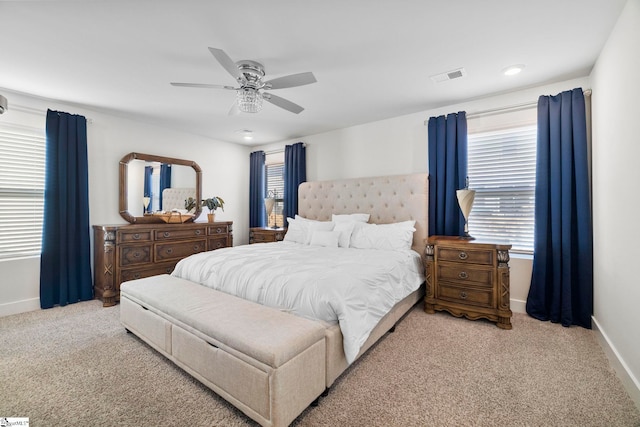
[0,0,627,145]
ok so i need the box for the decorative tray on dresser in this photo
[93,221,233,307]
[424,235,512,329]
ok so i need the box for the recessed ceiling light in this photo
[503,64,525,76]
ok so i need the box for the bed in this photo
[120,173,428,427]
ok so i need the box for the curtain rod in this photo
[424,89,592,123]
[261,142,307,155]
[9,103,94,124]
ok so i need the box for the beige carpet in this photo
[1,299,639,427]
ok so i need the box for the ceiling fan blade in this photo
[264,72,317,90]
[170,82,236,90]
[208,47,243,82]
[263,93,304,114]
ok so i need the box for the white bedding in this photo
[171,241,424,363]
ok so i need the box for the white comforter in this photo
[172,242,424,364]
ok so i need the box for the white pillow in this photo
[350,220,416,251]
[333,221,356,248]
[309,230,340,248]
[283,217,307,244]
[285,216,335,244]
[332,213,370,223]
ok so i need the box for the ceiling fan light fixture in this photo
[503,64,525,76]
[237,88,263,113]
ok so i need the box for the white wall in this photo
[590,0,640,407]
[256,77,589,314]
[0,90,250,316]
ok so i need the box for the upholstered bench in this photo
[120,275,326,427]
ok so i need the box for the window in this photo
[0,123,46,259]
[265,152,284,228]
[467,122,537,253]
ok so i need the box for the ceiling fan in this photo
[171,47,317,115]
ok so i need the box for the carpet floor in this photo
[1,300,639,426]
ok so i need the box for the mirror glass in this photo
[119,152,202,224]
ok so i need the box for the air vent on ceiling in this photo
[430,68,466,83]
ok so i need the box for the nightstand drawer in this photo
[438,263,493,287]
[438,283,493,308]
[120,245,152,266]
[437,247,493,265]
[156,239,206,261]
[251,232,274,243]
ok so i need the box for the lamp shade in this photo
[456,189,476,220]
[264,198,275,215]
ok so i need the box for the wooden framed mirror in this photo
[119,152,202,224]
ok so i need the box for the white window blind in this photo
[467,125,536,253]
[266,162,285,226]
[0,124,46,259]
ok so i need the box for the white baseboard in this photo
[0,297,40,317]
[510,298,526,314]
[592,316,640,412]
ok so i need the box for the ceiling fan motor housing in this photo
[236,60,265,88]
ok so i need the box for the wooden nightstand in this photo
[424,235,512,329]
[249,227,286,244]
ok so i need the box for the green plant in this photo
[202,196,225,212]
[184,197,197,212]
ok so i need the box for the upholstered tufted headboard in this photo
[297,173,429,256]
[162,187,196,211]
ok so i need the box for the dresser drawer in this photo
[117,230,152,243]
[438,283,493,308]
[120,245,152,266]
[155,227,206,241]
[208,224,230,236]
[119,262,177,282]
[155,239,206,261]
[437,263,493,287]
[208,236,228,251]
[437,247,493,265]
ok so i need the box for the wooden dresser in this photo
[249,227,286,244]
[93,221,233,307]
[424,235,512,329]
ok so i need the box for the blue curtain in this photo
[143,166,152,213]
[428,112,468,236]
[249,151,266,227]
[284,142,306,224]
[526,88,593,328]
[159,163,171,211]
[40,110,93,308]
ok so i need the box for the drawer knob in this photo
[458,251,468,260]
[460,291,468,299]
[133,233,140,240]
[195,230,202,235]
[215,242,222,248]
[166,248,173,254]
[458,271,469,279]
[216,227,222,234]
[133,251,140,258]
[164,232,170,238]
[165,267,172,273]
[133,273,141,279]
[194,245,200,250]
